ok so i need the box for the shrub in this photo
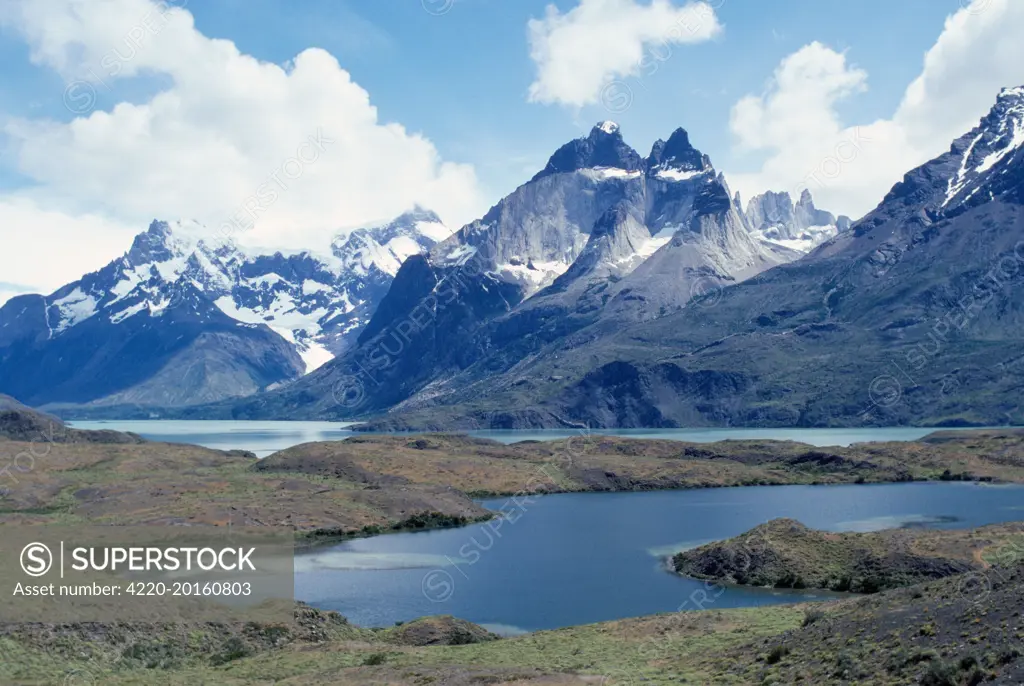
[210,637,252,666]
[802,609,825,627]
[363,652,388,666]
[766,645,790,664]
[920,660,959,686]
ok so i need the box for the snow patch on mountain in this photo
[580,167,644,181]
[976,111,1024,174]
[26,209,446,374]
[655,168,708,182]
[52,288,99,333]
[936,86,1024,213]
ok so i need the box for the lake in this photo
[68,419,983,458]
[294,482,1024,633]
[66,420,1022,633]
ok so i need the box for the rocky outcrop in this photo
[744,189,851,253]
[672,518,996,593]
[0,394,144,444]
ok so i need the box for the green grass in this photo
[0,606,806,686]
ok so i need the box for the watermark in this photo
[789,127,872,198]
[330,241,491,413]
[62,670,96,686]
[421,569,455,603]
[960,0,992,16]
[0,417,65,499]
[213,128,335,248]
[596,528,775,685]
[955,536,1024,605]
[63,1,188,116]
[689,277,724,308]
[422,0,456,15]
[2,526,294,622]
[600,80,634,115]
[600,0,724,115]
[859,240,1024,420]
[419,428,594,603]
[601,572,751,684]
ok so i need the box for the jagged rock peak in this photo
[647,127,711,173]
[915,83,1024,212]
[531,122,645,182]
[744,189,848,253]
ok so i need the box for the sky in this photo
[1,0,1024,299]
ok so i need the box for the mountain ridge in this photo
[329,85,1024,429]
[206,119,803,421]
[0,208,448,408]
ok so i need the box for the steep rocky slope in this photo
[224,123,792,420]
[346,86,1024,429]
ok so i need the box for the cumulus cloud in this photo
[0,0,485,292]
[726,0,1024,220]
[527,0,722,108]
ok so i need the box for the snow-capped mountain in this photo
[940,86,1024,211]
[290,83,1024,429]
[427,123,784,304]
[0,207,447,408]
[743,189,851,253]
[231,122,794,419]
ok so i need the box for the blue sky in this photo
[0,0,970,200]
[1,0,1022,295]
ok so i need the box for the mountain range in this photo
[196,121,834,421]
[222,86,1024,429]
[0,208,450,408]
[4,86,1022,428]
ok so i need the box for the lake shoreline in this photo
[6,423,1024,683]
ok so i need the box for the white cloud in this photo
[0,0,485,292]
[0,196,138,296]
[527,0,722,108]
[726,0,1024,220]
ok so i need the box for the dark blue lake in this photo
[68,421,1024,633]
[294,482,1024,634]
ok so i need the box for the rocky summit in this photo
[744,188,852,253]
[220,121,806,420]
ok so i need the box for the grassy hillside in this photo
[5,564,1024,684]
[674,518,1024,592]
[0,439,489,537]
[0,394,144,445]
[4,429,1024,538]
